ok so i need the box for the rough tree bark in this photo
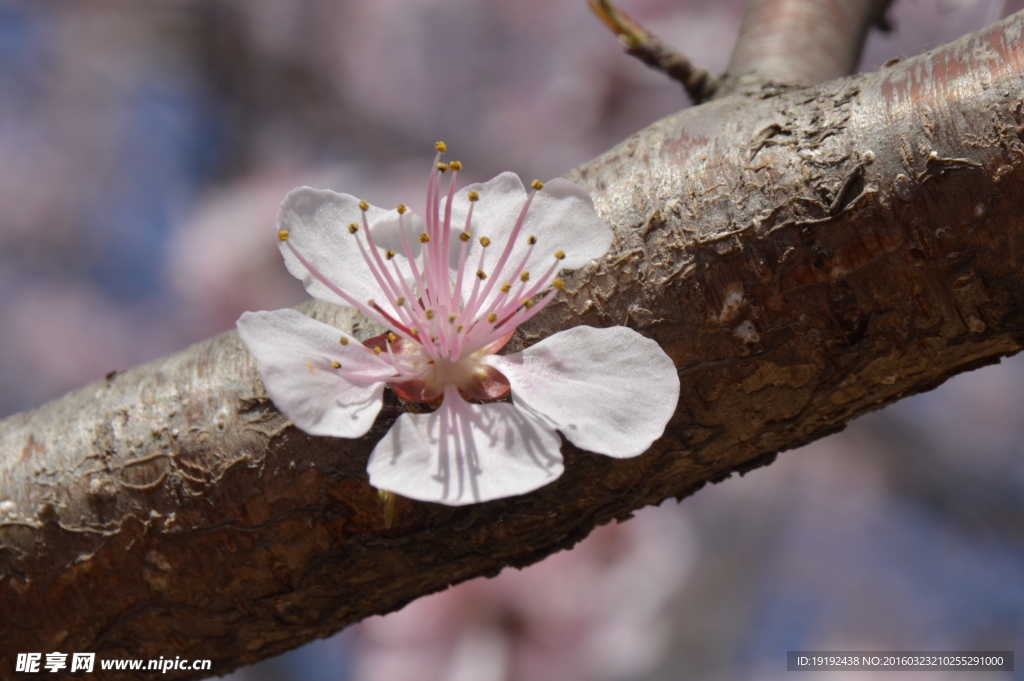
[4,1,1024,678]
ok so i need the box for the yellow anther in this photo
[358,200,370,211]
[348,223,359,234]
[468,191,480,202]
[450,160,462,171]
[277,230,289,241]
[448,313,457,323]
[388,333,397,343]
[500,283,511,293]
[522,298,535,309]
[437,162,449,172]
[373,347,382,355]
[459,231,471,242]
[554,250,566,260]
[455,324,464,332]
[520,271,530,282]
[331,361,341,369]
[419,233,430,243]
[435,141,447,153]
[410,327,419,335]
[385,250,396,260]
[479,236,491,247]
[552,277,565,290]
[425,309,435,320]
[527,235,537,245]
[530,179,544,190]
[487,313,498,323]
[476,270,488,280]
[340,337,349,345]
[395,296,405,306]
[397,204,408,215]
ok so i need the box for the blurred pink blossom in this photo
[353,504,695,681]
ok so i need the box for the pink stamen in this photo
[520,257,562,298]
[353,231,412,326]
[396,212,431,308]
[426,151,442,235]
[448,203,477,361]
[386,259,431,344]
[464,287,559,354]
[359,219,418,330]
[423,310,442,355]
[468,241,541,328]
[469,189,538,313]
[369,302,416,339]
[440,169,458,306]
[284,241,418,345]
[422,156,446,308]
[362,208,428,333]
[434,315,448,352]
[494,236,536,292]
[358,216,438,360]
[457,245,492,326]
[452,203,475,312]
[461,282,512,342]
[381,260,439,364]
[486,256,561,324]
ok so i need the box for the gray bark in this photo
[725,0,893,90]
[3,3,1024,678]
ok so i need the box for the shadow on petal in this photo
[367,386,564,505]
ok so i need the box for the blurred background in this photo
[1,0,1022,679]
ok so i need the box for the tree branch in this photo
[5,8,1024,679]
[723,0,895,92]
[588,0,721,103]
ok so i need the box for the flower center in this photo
[279,142,569,405]
[431,355,479,386]
[363,332,511,405]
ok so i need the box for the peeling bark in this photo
[4,8,1024,680]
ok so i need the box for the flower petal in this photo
[367,210,427,260]
[527,178,614,269]
[277,187,400,315]
[450,173,613,309]
[237,309,397,438]
[367,386,564,505]
[484,326,679,458]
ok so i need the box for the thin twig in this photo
[588,0,721,104]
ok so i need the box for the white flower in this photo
[237,143,679,505]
